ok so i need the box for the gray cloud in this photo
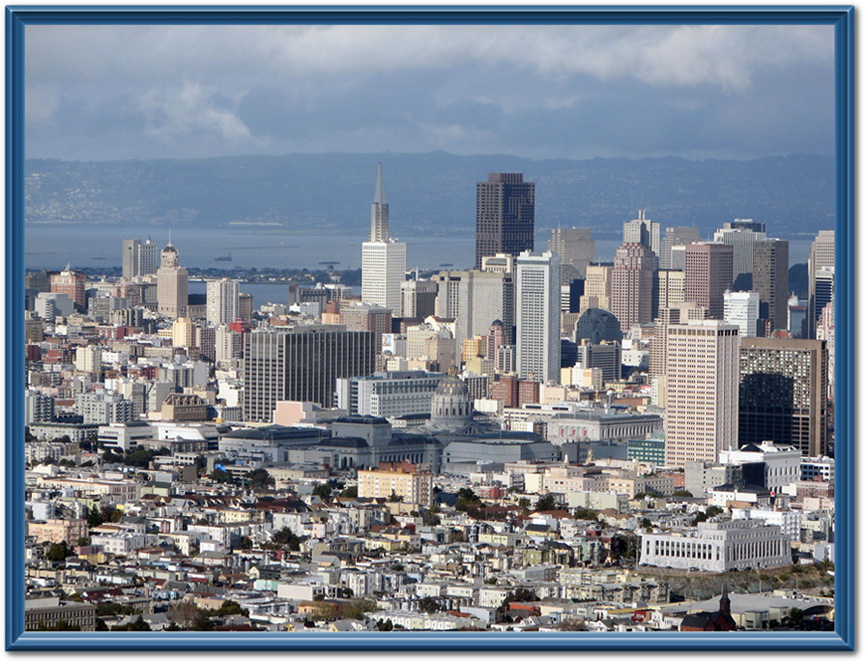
[24,23,835,161]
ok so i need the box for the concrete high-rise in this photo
[548,227,594,280]
[623,209,660,257]
[739,337,829,457]
[434,269,515,348]
[611,243,658,330]
[475,173,535,268]
[665,320,740,467]
[661,227,701,269]
[156,241,189,319]
[206,278,240,326]
[807,230,834,338]
[242,326,377,421]
[684,242,734,319]
[657,269,686,310]
[752,238,789,333]
[138,236,159,276]
[516,251,561,384]
[122,239,140,280]
[122,236,159,280]
[580,263,613,312]
[362,163,406,317]
[713,221,767,290]
[723,290,760,338]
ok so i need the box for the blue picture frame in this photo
[5,4,854,651]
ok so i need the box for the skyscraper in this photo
[122,239,140,280]
[684,242,734,319]
[739,337,829,457]
[622,209,660,257]
[156,241,189,319]
[362,163,406,317]
[752,238,789,333]
[580,263,613,311]
[206,278,240,326]
[433,269,515,348]
[611,242,658,329]
[138,236,159,276]
[661,227,701,269]
[723,290,760,338]
[807,230,834,338]
[548,227,595,280]
[516,251,561,384]
[665,320,740,468]
[242,326,377,421]
[475,173,535,269]
[713,221,767,290]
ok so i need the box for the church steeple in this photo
[370,162,390,242]
[719,581,731,616]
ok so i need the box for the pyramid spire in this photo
[370,162,390,242]
[375,162,386,206]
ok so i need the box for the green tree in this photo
[271,527,301,551]
[210,468,233,484]
[247,468,274,489]
[312,483,332,500]
[535,494,557,511]
[340,485,358,498]
[46,541,74,561]
[673,490,694,497]
[387,490,404,503]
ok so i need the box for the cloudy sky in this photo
[25,22,835,161]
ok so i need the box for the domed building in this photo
[429,375,473,429]
[574,308,623,345]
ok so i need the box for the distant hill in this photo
[24,152,834,239]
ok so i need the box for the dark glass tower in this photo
[475,173,535,269]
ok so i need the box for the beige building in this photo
[27,518,89,545]
[580,263,612,311]
[156,242,189,319]
[664,320,740,468]
[358,461,433,507]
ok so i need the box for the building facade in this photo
[242,326,377,421]
[664,321,740,468]
[738,337,829,457]
[516,251,561,384]
[475,173,535,268]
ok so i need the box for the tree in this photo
[77,536,91,547]
[535,494,557,511]
[387,490,404,503]
[421,509,441,526]
[343,598,376,620]
[673,490,693,497]
[312,483,332,500]
[340,485,358,498]
[572,507,599,522]
[455,488,483,512]
[247,468,274,490]
[418,597,442,613]
[46,541,74,562]
[271,527,301,551]
[210,468,233,484]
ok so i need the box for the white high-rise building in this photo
[138,236,159,276]
[206,278,240,325]
[122,236,159,280]
[808,230,835,339]
[723,290,760,338]
[362,163,406,317]
[664,320,740,467]
[516,250,561,384]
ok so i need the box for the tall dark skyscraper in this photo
[475,173,535,269]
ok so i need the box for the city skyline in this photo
[12,8,849,647]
